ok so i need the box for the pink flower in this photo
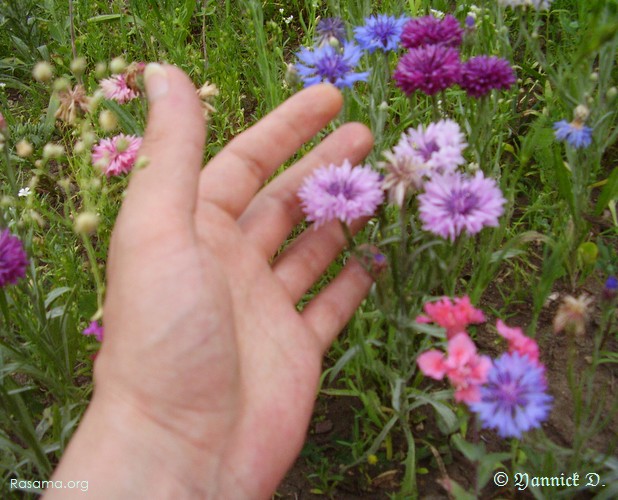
[417,333,491,404]
[100,74,139,104]
[496,320,540,367]
[416,295,486,339]
[92,134,142,176]
[82,321,104,342]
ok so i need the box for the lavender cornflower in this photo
[459,56,516,98]
[470,352,552,438]
[395,119,467,174]
[400,14,464,50]
[393,45,461,96]
[316,17,347,46]
[295,43,369,89]
[298,160,384,229]
[418,171,506,241]
[354,14,409,53]
[0,229,28,287]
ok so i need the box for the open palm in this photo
[49,65,375,499]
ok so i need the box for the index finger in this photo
[197,84,342,219]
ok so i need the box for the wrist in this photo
[46,389,216,499]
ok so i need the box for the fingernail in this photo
[144,63,168,101]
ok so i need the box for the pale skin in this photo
[46,64,375,498]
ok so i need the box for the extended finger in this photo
[272,217,367,304]
[237,122,373,259]
[197,84,342,219]
[302,258,374,352]
[121,63,205,224]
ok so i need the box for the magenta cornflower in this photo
[418,171,506,241]
[82,321,104,342]
[416,295,486,339]
[496,320,541,367]
[394,119,467,174]
[418,333,492,404]
[400,14,463,49]
[0,229,29,287]
[393,45,461,96]
[99,74,139,104]
[298,160,384,229]
[354,14,409,53]
[92,134,143,177]
[295,42,369,89]
[470,352,553,438]
[459,56,516,98]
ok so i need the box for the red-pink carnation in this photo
[92,134,142,177]
[416,295,486,339]
[418,333,492,404]
[496,319,540,367]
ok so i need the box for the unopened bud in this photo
[99,109,118,132]
[16,139,33,158]
[74,211,100,235]
[33,61,54,82]
[607,87,618,101]
[42,143,65,159]
[573,104,590,123]
[109,56,127,74]
[53,77,70,92]
[70,57,88,77]
[95,61,107,80]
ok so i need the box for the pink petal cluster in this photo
[92,134,143,177]
[418,333,492,404]
[82,321,104,342]
[496,320,541,366]
[416,295,486,339]
[99,74,139,104]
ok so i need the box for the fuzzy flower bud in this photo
[109,56,127,75]
[42,143,65,160]
[74,211,100,235]
[70,57,88,77]
[99,109,118,132]
[16,139,33,158]
[32,61,54,82]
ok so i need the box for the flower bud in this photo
[109,56,127,74]
[70,57,88,77]
[74,211,100,235]
[33,61,54,82]
[16,139,33,158]
[42,143,65,159]
[99,109,118,132]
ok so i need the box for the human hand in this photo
[48,64,374,499]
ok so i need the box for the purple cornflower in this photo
[603,275,617,301]
[393,45,461,96]
[395,119,467,174]
[459,56,516,98]
[82,321,104,342]
[553,120,593,149]
[298,159,384,229]
[295,42,369,89]
[316,17,347,46]
[0,229,28,287]
[470,352,552,438]
[418,171,506,241]
[400,14,463,49]
[354,14,409,53]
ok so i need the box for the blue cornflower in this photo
[354,14,409,53]
[470,352,552,438]
[316,17,347,46]
[553,120,593,149]
[295,43,369,89]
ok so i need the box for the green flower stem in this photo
[80,232,105,311]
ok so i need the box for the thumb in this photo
[122,63,206,221]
